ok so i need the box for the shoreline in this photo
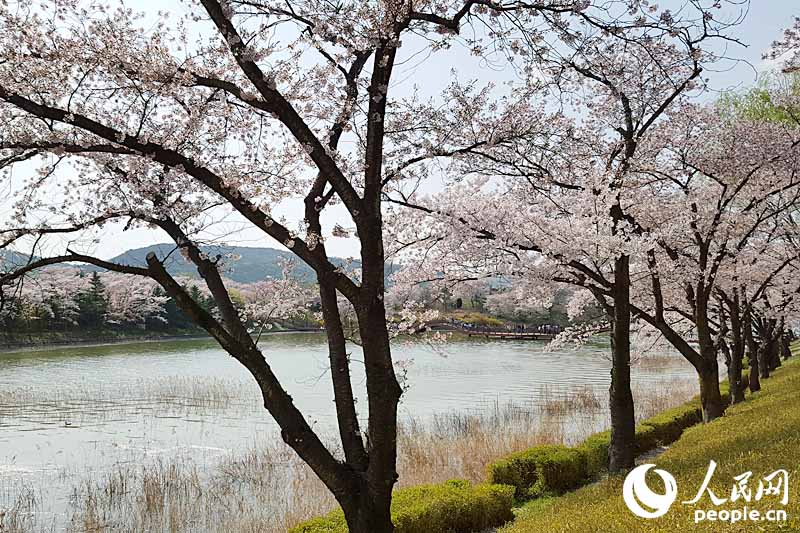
[0,328,325,353]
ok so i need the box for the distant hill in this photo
[2,245,398,284]
[0,249,35,268]
[97,244,307,283]
[94,244,358,284]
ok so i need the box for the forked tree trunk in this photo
[635,307,725,422]
[608,254,635,473]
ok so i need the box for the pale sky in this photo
[2,0,797,261]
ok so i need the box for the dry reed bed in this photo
[0,376,255,419]
[50,377,697,533]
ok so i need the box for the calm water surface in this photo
[0,333,697,526]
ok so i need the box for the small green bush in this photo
[289,479,514,533]
[486,445,587,499]
[577,430,610,477]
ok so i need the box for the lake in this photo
[0,333,699,530]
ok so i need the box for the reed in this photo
[4,376,700,532]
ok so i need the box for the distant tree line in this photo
[0,267,317,335]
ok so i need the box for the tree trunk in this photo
[608,254,635,473]
[726,299,745,404]
[353,206,402,533]
[769,337,782,370]
[727,353,744,404]
[341,484,395,533]
[748,351,761,392]
[782,334,792,360]
[695,295,724,421]
[352,306,400,533]
[697,357,724,422]
[758,338,771,379]
[743,309,760,392]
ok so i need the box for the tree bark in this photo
[318,277,368,470]
[782,334,792,360]
[608,254,635,473]
[697,357,725,421]
[743,308,761,392]
[757,320,772,380]
[769,336,782,371]
[725,296,745,404]
[694,295,724,421]
[340,485,395,533]
[726,349,745,404]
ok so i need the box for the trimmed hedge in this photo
[638,402,702,445]
[486,445,587,499]
[576,418,691,479]
[289,479,514,533]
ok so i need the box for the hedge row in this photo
[487,374,748,501]
[289,480,514,533]
[485,445,587,500]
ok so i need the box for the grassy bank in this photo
[501,353,800,532]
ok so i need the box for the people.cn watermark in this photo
[623,461,789,524]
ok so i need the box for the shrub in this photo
[457,312,505,327]
[289,479,515,533]
[577,430,610,477]
[486,445,588,499]
[639,403,703,445]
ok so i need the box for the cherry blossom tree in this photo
[16,267,88,327]
[387,1,747,471]
[766,16,800,73]
[0,267,170,328]
[228,260,316,338]
[102,272,169,326]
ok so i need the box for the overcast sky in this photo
[2,1,797,260]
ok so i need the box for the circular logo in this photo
[623,464,678,519]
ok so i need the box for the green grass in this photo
[500,353,800,532]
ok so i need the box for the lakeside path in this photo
[500,349,800,533]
